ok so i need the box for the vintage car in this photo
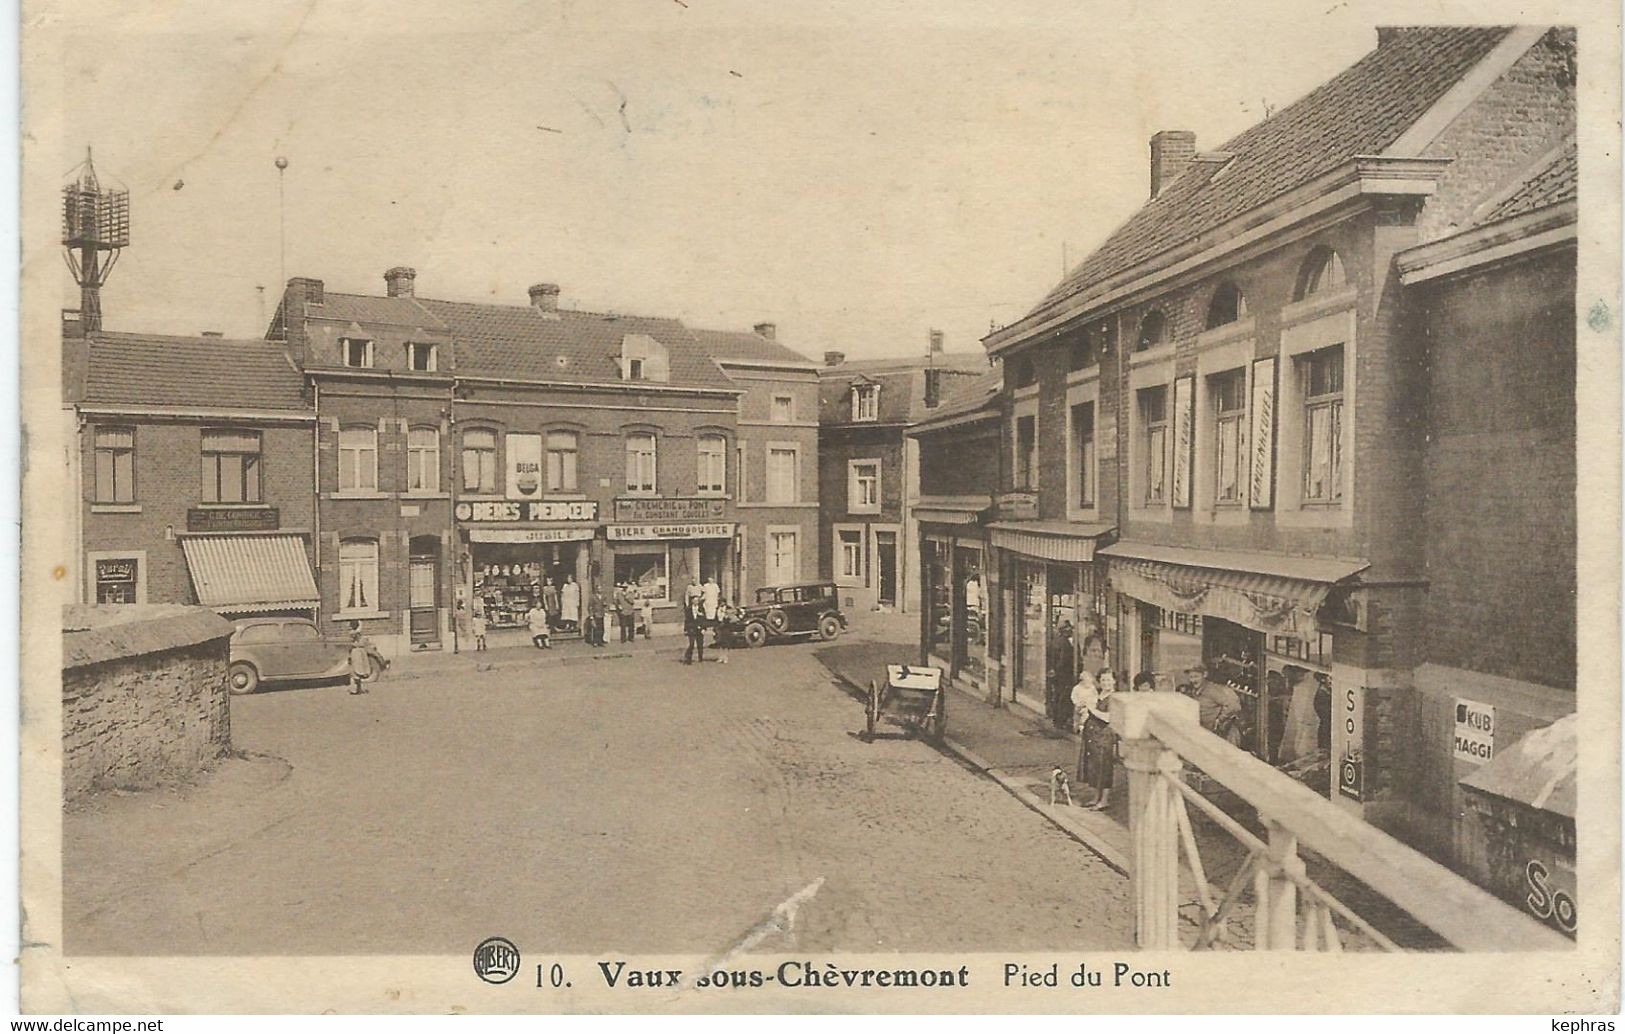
[227,616,387,694]
[716,581,847,648]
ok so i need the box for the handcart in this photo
[861,663,945,743]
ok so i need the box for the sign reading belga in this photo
[456,500,599,523]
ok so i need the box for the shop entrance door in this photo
[408,539,440,646]
[875,532,897,608]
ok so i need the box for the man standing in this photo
[1046,621,1076,729]
[616,582,637,643]
[682,591,706,664]
[585,585,607,647]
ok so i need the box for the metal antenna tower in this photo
[61,147,130,331]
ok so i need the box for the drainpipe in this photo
[312,380,321,625]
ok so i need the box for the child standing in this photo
[347,620,372,695]
[470,604,488,651]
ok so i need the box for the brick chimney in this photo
[753,322,777,340]
[824,350,846,367]
[929,328,944,353]
[384,266,416,298]
[1376,26,1418,48]
[528,283,560,312]
[1150,130,1197,198]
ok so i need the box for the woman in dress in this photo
[1073,668,1119,809]
[560,574,582,632]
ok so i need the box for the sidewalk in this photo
[383,629,694,683]
[812,635,1446,951]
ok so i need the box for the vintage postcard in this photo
[17,0,1622,1016]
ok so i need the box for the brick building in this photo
[271,271,817,650]
[817,337,987,613]
[63,320,319,617]
[946,26,1576,875]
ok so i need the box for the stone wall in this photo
[62,605,233,804]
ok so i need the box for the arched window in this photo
[406,426,439,493]
[697,434,727,495]
[1205,282,1248,329]
[1011,355,1037,388]
[461,428,497,494]
[1136,310,1168,352]
[1294,246,1347,300]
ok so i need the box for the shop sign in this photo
[1335,681,1365,802]
[1453,698,1495,764]
[95,557,138,583]
[186,507,280,533]
[1249,356,1276,510]
[469,528,596,544]
[1171,375,1194,509]
[993,491,1037,521]
[505,433,544,498]
[456,500,599,523]
[613,497,727,523]
[607,522,735,541]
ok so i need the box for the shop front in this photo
[1100,540,1367,793]
[455,499,599,644]
[917,504,992,691]
[986,520,1113,725]
[607,496,735,631]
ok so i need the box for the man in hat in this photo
[1185,662,1241,736]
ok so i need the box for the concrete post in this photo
[1259,819,1305,949]
[1115,692,1201,949]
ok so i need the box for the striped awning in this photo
[181,534,319,613]
[1099,541,1369,636]
[988,521,1115,564]
[915,496,990,526]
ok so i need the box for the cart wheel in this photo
[863,679,877,741]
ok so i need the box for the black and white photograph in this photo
[17,0,1622,1016]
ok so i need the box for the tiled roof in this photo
[819,353,988,376]
[81,332,307,411]
[1486,139,1577,221]
[415,299,735,390]
[308,292,450,331]
[819,360,988,426]
[688,327,817,366]
[1030,27,1513,316]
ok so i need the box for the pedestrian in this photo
[561,573,581,633]
[639,591,654,640]
[617,583,637,643]
[347,620,373,695]
[470,604,488,652]
[586,585,607,647]
[701,575,721,624]
[1047,620,1076,729]
[1074,668,1118,810]
[1131,670,1158,692]
[527,601,552,649]
[682,592,707,664]
[1277,664,1318,763]
[541,577,560,629]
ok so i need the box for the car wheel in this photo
[765,609,790,635]
[818,614,841,641]
[228,662,260,696]
[743,622,769,648]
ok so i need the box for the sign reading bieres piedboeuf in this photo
[613,497,727,523]
[187,507,280,533]
[456,500,599,523]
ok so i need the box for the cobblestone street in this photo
[64,629,1133,956]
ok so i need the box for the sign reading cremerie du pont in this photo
[614,497,728,523]
[456,500,599,523]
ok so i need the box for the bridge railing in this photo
[1112,692,1572,952]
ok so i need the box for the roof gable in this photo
[1029,27,1513,317]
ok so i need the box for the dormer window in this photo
[342,338,374,369]
[407,342,437,372]
[851,383,879,422]
[619,334,670,382]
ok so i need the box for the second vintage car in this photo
[715,581,847,648]
[228,617,388,694]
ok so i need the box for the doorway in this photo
[409,536,441,647]
[875,531,897,608]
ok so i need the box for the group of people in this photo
[681,575,723,664]
[1067,657,1245,811]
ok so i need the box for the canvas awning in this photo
[181,534,319,614]
[915,496,991,526]
[987,521,1115,564]
[1099,540,1369,636]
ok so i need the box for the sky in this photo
[47,0,1394,361]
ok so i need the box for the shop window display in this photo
[954,546,986,684]
[924,539,951,660]
[614,549,669,603]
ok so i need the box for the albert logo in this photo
[473,936,521,984]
